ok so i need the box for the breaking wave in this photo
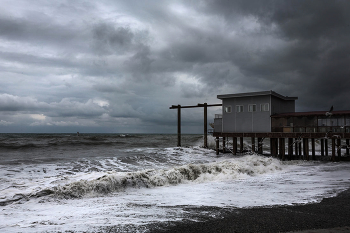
[53,155,283,198]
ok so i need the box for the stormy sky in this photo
[0,0,349,133]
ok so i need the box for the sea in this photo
[1,133,350,232]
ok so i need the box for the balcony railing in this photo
[272,126,350,133]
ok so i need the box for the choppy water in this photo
[1,133,350,232]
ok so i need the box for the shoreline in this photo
[149,188,350,233]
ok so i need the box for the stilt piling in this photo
[213,132,350,161]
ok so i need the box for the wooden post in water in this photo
[303,138,309,160]
[251,137,255,153]
[321,139,325,156]
[223,137,226,153]
[257,138,263,154]
[177,105,181,147]
[295,138,299,157]
[270,138,273,156]
[325,139,329,156]
[203,103,208,148]
[275,138,279,157]
[240,137,244,153]
[337,138,341,159]
[271,138,278,157]
[170,103,222,148]
[331,138,336,162]
[232,137,237,155]
[216,137,219,155]
[279,138,285,160]
[311,138,316,160]
[288,138,293,160]
[346,139,350,155]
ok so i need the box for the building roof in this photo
[271,110,350,118]
[217,90,298,101]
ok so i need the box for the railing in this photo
[272,126,350,133]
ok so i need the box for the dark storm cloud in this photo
[1,0,350,133]
[48,99,107,117]
[191,0,350,110]
[267,1,350,110]
[91,23,135,55]
[92,83,129,94]
[0,94,48,111]
[0,94,106,118]
[270,1,350,40]
[0,51,75,68]
[124,44,154,75]
[0,14,87,53]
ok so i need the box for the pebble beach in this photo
[150,188,350,233]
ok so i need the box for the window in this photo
[261,103,269,111]
[248,104,256,112]
[236,105,243,112]
[224,106,232,113]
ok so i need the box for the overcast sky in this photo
[0,0,349,133]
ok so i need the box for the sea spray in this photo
[3,134,350,233]
[53,154,284,198]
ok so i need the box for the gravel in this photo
[149,188,350,233]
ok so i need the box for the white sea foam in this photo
[2,154,350,232]
[52,155,283,198]
[2,134,350,232]
[0,145,215,203]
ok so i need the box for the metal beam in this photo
[177,105,181,147]
[203,103,207,148]
[170,104,222,109]
[213,132,350,139]
[170,103,222,147]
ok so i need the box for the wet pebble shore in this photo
[150,188,350,233]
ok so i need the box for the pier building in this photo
[170,90,350,161]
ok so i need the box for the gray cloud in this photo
[0,94,48,111]
[0,0,349,133]
[91,23,135,55]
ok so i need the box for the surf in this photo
[52,154,283,198]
